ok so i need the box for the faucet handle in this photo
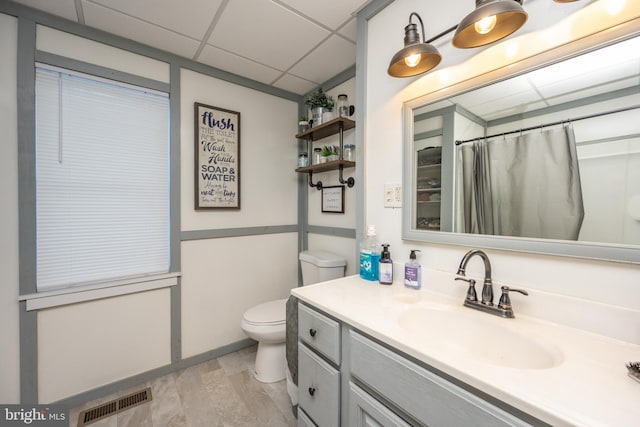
[498,286,528,310]
[455,276,478,302]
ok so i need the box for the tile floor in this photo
[68,345,297,427]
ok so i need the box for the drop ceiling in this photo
[10,0,373,95]
[443,35,640,122]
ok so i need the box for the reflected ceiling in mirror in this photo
[403,33,640,264]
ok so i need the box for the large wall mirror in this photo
[403,31,640,264]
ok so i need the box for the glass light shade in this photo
[453,0,528,48]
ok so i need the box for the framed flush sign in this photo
[322,185,344,213]
[194,102,240,209]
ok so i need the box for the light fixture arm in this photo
[409,12,426,44]
[426,24,459,44]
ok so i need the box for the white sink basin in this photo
[397,306,563,370]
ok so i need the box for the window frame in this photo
[19,52,180,310]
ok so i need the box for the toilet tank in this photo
[299,250,346,285]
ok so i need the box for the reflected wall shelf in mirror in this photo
[416,146,442,231]
[296,117,355,190]
[402,26,640,264]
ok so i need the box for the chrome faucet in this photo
[455,249,528,318]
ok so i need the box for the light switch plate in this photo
[384,183,402,208]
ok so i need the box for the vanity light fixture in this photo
[452,0,528,48]
[387,12,445,77]
[389,1,575,78]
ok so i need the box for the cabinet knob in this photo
[309,328,317,338]
[308,387,316,396]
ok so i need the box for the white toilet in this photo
[240,250,346,384]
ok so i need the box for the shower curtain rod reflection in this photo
[455,104,640,145]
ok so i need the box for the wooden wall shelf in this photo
[295,117,356,189]
[295,160,355,174]
[296,117,355,141]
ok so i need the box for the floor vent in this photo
[77,387,152,426]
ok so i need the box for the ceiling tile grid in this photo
[81,1,202,59]
[10,0,371,95]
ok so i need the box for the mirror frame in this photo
[402,23,640,264]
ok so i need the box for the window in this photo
[35,66,170,292]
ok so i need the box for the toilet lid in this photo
[243,298,286,326]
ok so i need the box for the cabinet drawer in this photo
[298,344,340,427]
[349,331,532,427]
[298,304,341,364]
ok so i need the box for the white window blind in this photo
[35,66,170,291]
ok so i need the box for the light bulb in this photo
[606,0,625,15]
[404,53,421,67]
[474,15,497,35]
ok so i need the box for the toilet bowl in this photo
[240,250,346,385]
[240,298,287,383]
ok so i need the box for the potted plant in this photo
[322,145,339,162]
[304,88,335,127]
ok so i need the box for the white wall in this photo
[37,289,171,403]
[181,234,298,357]
[364,0,640,343]
[180,68,299,230]
[306,79,358,275]
[1,20,299,402]
[0,12,20,404]
[179,68,299,356]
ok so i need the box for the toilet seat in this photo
[242,298,286,326]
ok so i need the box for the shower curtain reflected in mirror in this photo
[457,124,585,240]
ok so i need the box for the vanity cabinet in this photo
[348,382,411,427]
[349,331,532,427]
[298,302,539,427]
[297,304,341,427]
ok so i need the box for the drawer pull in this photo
[308,387,316,396]
[309,328,317,338]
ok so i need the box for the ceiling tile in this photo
[11,0,78,21]
[277,0,369,30]
[198,45,283,85]
[339,17,357,43]
[451,75,543,120]
[82,1,200,59]
[289,35,355,84]
[207,0,329,71]
[86,0,223,39]
[272,73,316,95]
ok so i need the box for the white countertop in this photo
[291,274,640,427]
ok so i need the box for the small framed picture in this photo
[322,185,344,213]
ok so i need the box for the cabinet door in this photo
[350,331,532,427]
[298,344,340,427]
[298,407,317,427]
[349,382,411,427]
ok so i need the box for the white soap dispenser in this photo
[404,249,421,289]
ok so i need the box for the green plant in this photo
[322,145,338,156]
[304,88,335,110]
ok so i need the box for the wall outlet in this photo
[384,183,402,208]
